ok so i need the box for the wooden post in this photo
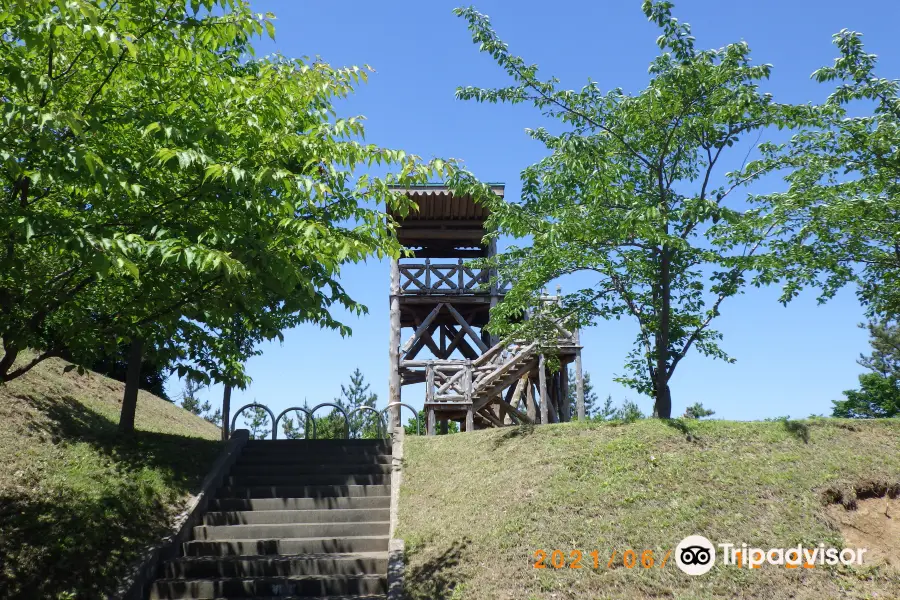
[488,236,500,347]
[538,355,549,426]
[547,372,559,423]
[425,257,431,290]
[389,258,402,433]
[457,258,464,289]
[575,328,585,420]
[440,419,448,435]
[425,363,435,435]
[221,385,232,440]
[526,378,537,422]
[560,365,570,423]
[464,360,474,433]
[427,408,436,436]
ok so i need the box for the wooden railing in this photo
[399,259,491,295]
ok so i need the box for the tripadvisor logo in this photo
[674,534,869,575]
[675,535,716,575]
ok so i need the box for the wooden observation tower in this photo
[387,184,585,434]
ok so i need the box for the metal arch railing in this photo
[231,401,410,439]
[273,407,317,440]
[308,402,351,439]
[383,402,421,436]
[348,405,388,439]
[230,403,277,440]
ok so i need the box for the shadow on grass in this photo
[22,393,221,491]
[1,395,221,599]
[491,423,536,450]
[0,485,174,599]
[663,418,701,443]
[781,418,810,444]
[404,538,470,600]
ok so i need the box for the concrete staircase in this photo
[150,438,392,599]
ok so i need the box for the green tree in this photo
[180,377,221,425]
[683,402,715,419]
[0,0,464,435]
[312,369,382,439]
[614,399,645,423]
[403,410,459,435]
[280,411,311,439]
[243,405,271,440]
[753,31,900,318]
[832,320,900,418]
[566,368,597,419]
[281,370,384,439]
[454,2,813,418]
[336,368,382,439]
[59,341,170,400]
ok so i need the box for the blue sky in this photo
[167,0,900,426]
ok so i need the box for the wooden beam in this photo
[446,303,489,353]
[478,408,505,428]
[526,379,537,423]
[495,394,532,424]
[575,331,585,420]
[398,229,485,240]
[405,322,439,360]
[443,324,468,356]
[548,372,559,423]
[510,376,527,411]
[401,303,444,354]
[420,326,443,358]
[389,259,401,432]
[560,366,570,422]
[539,355,549,425]
[427,408,436,436]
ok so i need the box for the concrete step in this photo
[149,573,386,599]
[229,464,392,476]
[183,536,390,556]
[203,508,390,526]
[227,474,390,487]
[245,439,390,447]
[210,496,390,512]
[161,552,388,578]
[244,440,391,454]
[218,484,391,499]
[193,522,390,541]
[235,454,393,466]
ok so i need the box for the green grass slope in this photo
[399,419,900,600]
[0,356,222,599]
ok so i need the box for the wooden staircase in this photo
[411,330,579,432]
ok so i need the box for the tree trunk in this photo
[0,343,18,382]
[221,385,232,440]
[655,248,672,419]
[118,337,144,434]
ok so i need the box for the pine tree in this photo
[335,368,381,439]
[245,405,271,440]
[180,378,221,426]
[567,368,598,419]
[832,320,900,418]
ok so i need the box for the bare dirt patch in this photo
[826,493,900,571]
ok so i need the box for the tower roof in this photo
[388,184,504,258]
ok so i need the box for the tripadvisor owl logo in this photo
[675,535,716,575]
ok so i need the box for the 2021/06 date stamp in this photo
[533,548,673,570]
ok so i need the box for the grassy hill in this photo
[0,355,222,599]
[398,419,900,600]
